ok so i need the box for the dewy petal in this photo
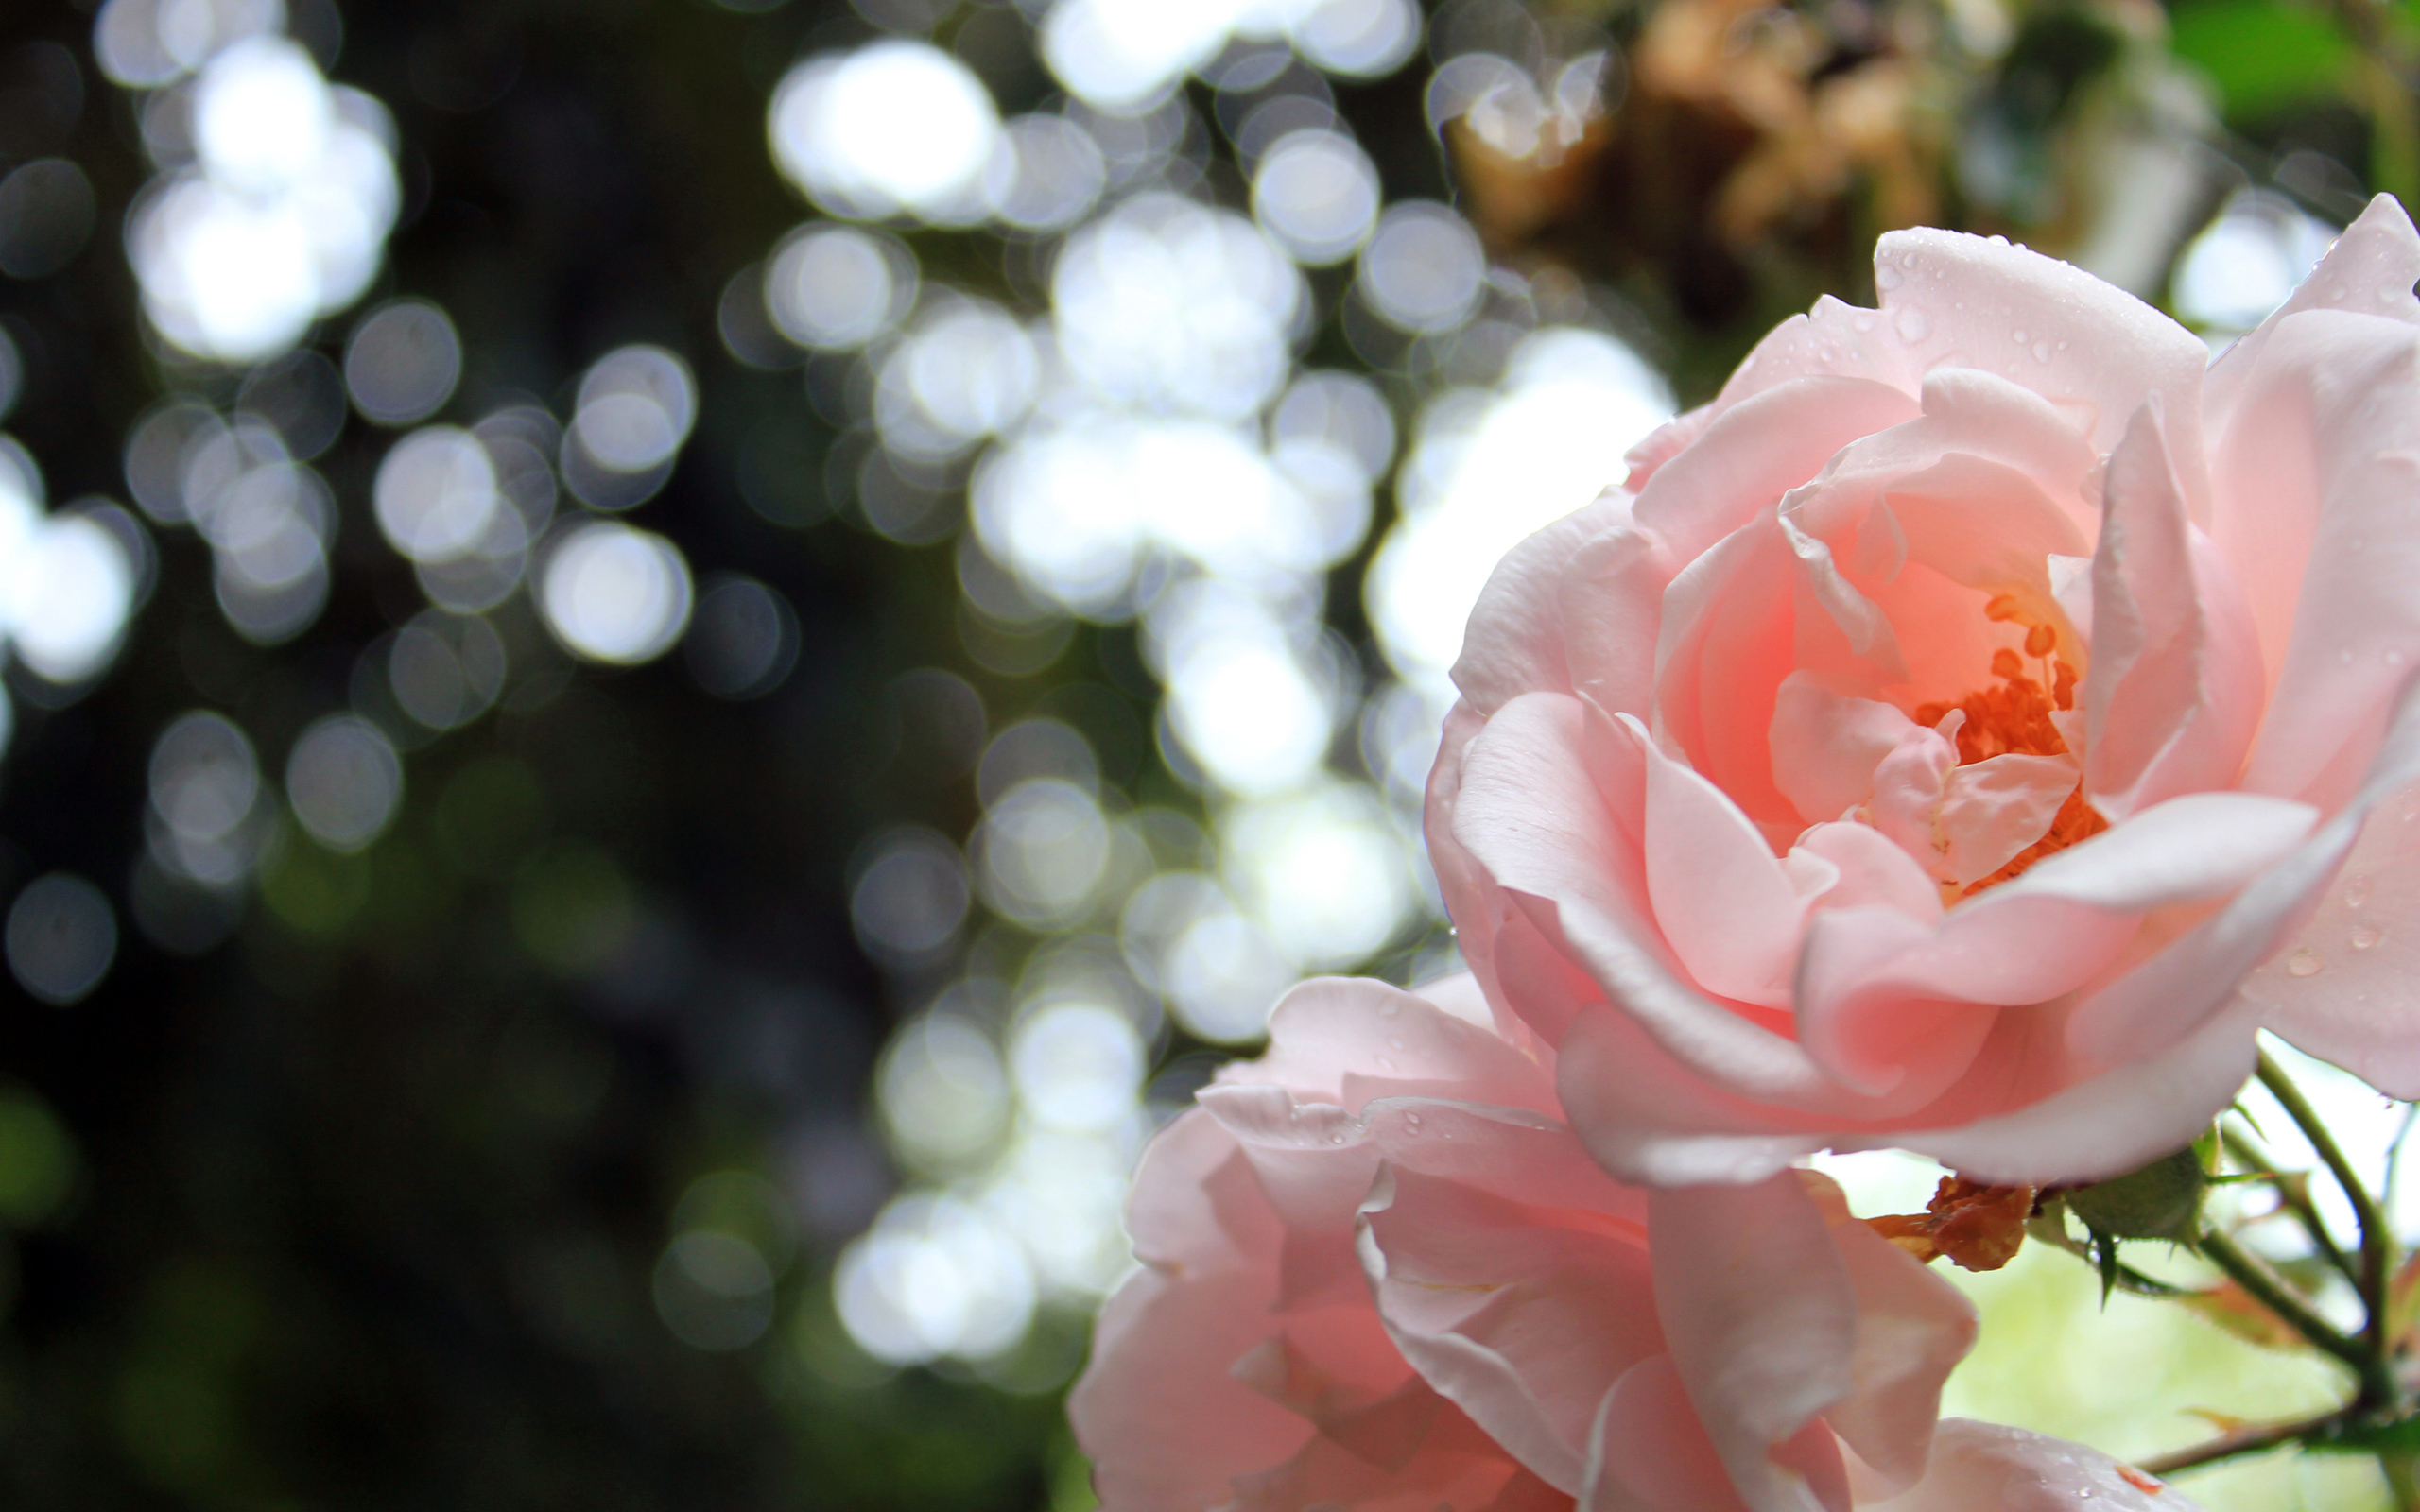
[1650,1174,1866,1512]
[1862,1419,2208,1511]
[2221,310,2420,810]
[2234,676,2420,1095]
[1794,369,2102,548]
[2084,400,2264,820]
[1708,294,1934,417]
[1240,975,1560,1115]
[1456,704,1844,1106]
[1869,228,2212,499]
[1633,377,1922,567]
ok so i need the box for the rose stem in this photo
[2221,1123,2360,1290]
[2257,1051,2398,1386]
[2135,1408,2352,1476]
[2197,1224,2386,1400]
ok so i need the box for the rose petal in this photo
[1862,1419,2208,1511]
[1865,996,2264,1186]
[1455,491,1637,714]
[1796,1177,1979,1496]
[1582,1356,1759,1512]
[1651,1173,1867,1512]
[1771,677,1923,826]
[2221,311,2420,809]
[1869,229,2211,491]
[1564,525,1683,723]
[1241,975,1561,1114]
[2084,399,2265,819]
[1642,719,1824,1006]
[1359,1163,1666,1493]
[1073,1116,1309,1511]
[1634,377,1923,566]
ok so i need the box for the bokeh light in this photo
[683,576,799,699]
[763,223,918,351]
[1252,129,1380,264]
[0,462,138,688]
[123,29,399,363]
[769,41,1001,225]
[1368,326,1673,703]
[850,830,971,971]
[5,873,119,1006]
[538,522,694,665]
[147,710,267,886]
[2172,189,2338,337]
[284,714,402,851]
[344,300,462,426]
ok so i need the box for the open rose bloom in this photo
[1073,976,2197,1511]
[1428,193,2420,1188]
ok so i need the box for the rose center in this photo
[1910,593,2105,896]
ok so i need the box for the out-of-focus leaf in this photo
[2183,1280,2309,1350]
[2169,0,2352,118]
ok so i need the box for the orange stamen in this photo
[1915,601,2105,896]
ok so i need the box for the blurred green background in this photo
[0,0,2411,1505]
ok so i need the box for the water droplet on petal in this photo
[1405,1112,1422,1127]
[1379,1002,1399,1017]
[2352,924,2384,951]
[1376,1057,1397,1071]
[2012,328,2028,343]
[1329,1134,1347,1145]
[2288,947,2324,977]
[1877,266,1903,291]
[1854,313,1876,333]
[1895,305,1930,342]
[2347,874,2374,908]
[1387,1037,1405,1051]
[2032,340,2051,363]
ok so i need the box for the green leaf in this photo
[2169,0,2354,120]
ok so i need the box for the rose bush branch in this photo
[2220,1123,2359,1287]
[2257,1051,2400,1366]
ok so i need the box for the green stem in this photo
[2224,1123,2360,1292]
[2136,1408,2351,1476]
[2199,1223,2392,1404]
[2259,1052,2398,1387]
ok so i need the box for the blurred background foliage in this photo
[0,0,2409,1507]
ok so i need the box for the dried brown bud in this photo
[1864,1177,2037,1272]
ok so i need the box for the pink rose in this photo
[1072,974,2196,1510]
[1428,194,2420,1189]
